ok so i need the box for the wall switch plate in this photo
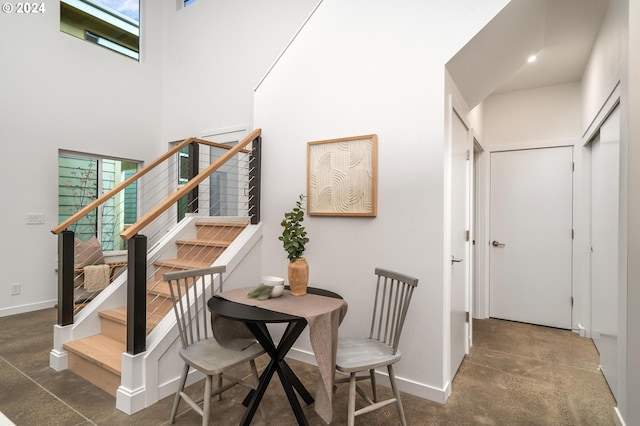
[26,213,45,225]
[10,283,20,295]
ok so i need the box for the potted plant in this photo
[279,194,310,295]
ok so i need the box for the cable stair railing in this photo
[52,128,262,358]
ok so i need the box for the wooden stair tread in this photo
[146,296,174,318]
[195,220,248,228]
[176,239,230,247]
[147,310,168,326]
[99,307,127,324]
[147,281,187,298]
[100,307,163,333]
[153,258,211,269]
[64,334,124,375]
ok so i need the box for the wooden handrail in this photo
[192,137,251,154]
[51,137,196,235]
[120,128,261,240]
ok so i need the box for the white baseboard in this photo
[49,349,68,371]
[116,385,146,415]
[614,407,626,426]
[0,411,16,426]
[577,323,587,337]
[117,352,147,415]
[0,299,57,318]
[288,347,448,404]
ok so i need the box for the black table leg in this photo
[273,322,314,404]
[239,320,313,426]
[240,357,278,425]
[280,360,314,404]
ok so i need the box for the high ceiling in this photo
[447,0,611,108]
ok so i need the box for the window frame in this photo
[60,0,140,60]
[58,151,140,253]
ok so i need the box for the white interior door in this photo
[590,105,620,399]
[451,112,470,379]
[489,147,573,329]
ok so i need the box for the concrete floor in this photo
[0,308,616,425]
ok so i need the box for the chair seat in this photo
[179,338,265,376]
[336,337,402,373]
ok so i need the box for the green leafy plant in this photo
[279,194,309,262]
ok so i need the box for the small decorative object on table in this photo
[247,285,274,300]
[263,276,285,298]
[279,194,310,296]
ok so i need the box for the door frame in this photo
[444,95,474,392]
[468,136,484,346]
[473,140,489,319]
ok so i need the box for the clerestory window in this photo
[58,153,139,251]
[177,0,196,10]
[60,0,140,60]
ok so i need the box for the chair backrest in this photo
[369,267,419,354]
[163,265,226,349]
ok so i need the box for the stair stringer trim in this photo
[116,222,263,414]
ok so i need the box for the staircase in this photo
[62,220,248,396]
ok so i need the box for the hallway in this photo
[0,308,615,425]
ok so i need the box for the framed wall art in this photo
[307,134,377,217]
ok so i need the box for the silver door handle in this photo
[451,256,463,264]
[492,240,506,247]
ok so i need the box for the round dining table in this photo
[207,286,346,426]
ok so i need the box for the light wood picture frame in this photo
[307,134,377,217]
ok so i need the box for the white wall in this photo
[254,0,508,401]
[0,1,165,316]
[582,0,627,133]
[161,0,320,141]
[483,82,583,149]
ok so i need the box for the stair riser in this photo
[150,265,186,284]
[196,224,244,243]
[67,352,120,396]
[177,244,225,263]
[101,317,126,344]
[147,293,174,316]
[100,313,160,343]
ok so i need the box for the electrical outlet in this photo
[10,283,21,296]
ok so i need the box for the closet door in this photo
[591,106,620,399]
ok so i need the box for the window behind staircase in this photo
[58,153,139,251]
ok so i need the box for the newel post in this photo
[249,135,262,224]
[58,230,75,326]
[187,141,199,214]
[127,234,147,355]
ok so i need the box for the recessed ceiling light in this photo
[527,55,537,63]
